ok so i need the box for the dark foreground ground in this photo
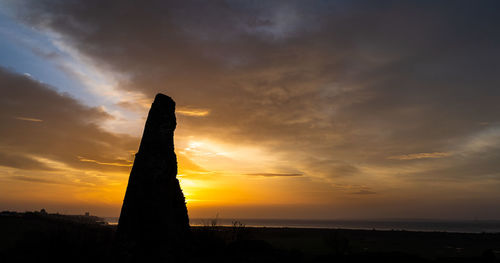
[1,212,499,263]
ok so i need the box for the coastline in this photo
[103,216,500,234]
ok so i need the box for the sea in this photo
[103,217,500,233]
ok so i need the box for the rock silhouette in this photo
[116,94,190,261]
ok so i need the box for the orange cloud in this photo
[245,173,303,177]
[77,156,133,167]
[176,108,210,117]
[15,116,43,122]
[388,152,452,160]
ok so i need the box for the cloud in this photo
[5,0,500,217]
[10,175,60,184]
[176,108,210,117]
[0,152,54,171]
[351,190,376,195]
[388,152,452,160]
[11,1,500,181]
[77,156,133,167]
[245,173,303,177]
[0,67,138,173]
[14,116,43,122]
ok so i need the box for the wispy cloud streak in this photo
[388,152,452,160]
[15,116,43,122]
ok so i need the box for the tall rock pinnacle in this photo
[117,93,190,260]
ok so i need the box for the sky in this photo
[0,0,500,220]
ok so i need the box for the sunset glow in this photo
[1,1,500,220]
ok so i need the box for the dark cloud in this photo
[5,0,500,217]
[11,0,500,181]
[0,67,138,173]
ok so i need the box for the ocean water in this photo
[104,217,500,233]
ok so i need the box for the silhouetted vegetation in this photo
[2,211,500,262]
